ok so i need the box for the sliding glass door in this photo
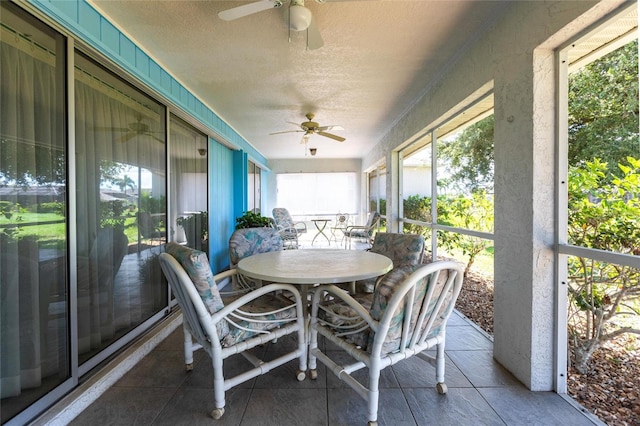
[0,3,69,421]
[74,52,168,365]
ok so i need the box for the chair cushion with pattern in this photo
[369,233,425,267]
[317,293,374,348]
[272,208,294,228]
[220,292,299,347]
[165,242,225,315]
[356,233,425,293]
[228,228,283,266]
[369,264,451,355]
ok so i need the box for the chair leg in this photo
[212,353,226,417]
[434,341,449,394]
[367,367,381,425]
[183,323,194,371]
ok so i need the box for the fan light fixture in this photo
[290,2,311,31]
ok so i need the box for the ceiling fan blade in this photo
[307,17,324,50]
[218,0,281,21]
[269,130,304,135]
[316,125,343,132]
[115,132,136,144]
[95,126,131,132]
[317,131,345,142]
[150,134,165,144]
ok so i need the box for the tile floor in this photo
[67,310,600,426]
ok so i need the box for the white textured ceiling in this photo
[89,0,506,160]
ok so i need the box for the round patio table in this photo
[237,249,393,317]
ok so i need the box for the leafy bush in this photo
[100,200,128,229]
[566,157,640,373]
[235,210,272,229]
[0,201,16,219]
[37,201,65,215]
[402,191,494,276]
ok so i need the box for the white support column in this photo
[493,45,557,391]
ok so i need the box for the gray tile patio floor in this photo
[68,310,599,426]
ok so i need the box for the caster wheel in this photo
[309,369,318,380]
[436,382,448,394]
[296,370,306,381]
[185,363,193,371]
[210,407,225,419]
[368,421,378,426]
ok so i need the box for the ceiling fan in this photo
[97,117,164,144]
[218,0,324,50]
[270,113,345,145]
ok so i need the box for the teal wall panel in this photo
[233,150,248,221]
[100,19,119,53]
[50,0,77,21]
[208,140,235,272]
[78,3,100,39]
[119,34,136,66]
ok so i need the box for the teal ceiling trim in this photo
[28,0,267,165]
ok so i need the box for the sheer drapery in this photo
[74,53,166,361]
[0,12,68,406]
[169,115,207,249]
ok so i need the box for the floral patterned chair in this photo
[272,207,307,249]
[228,227,283,291]
[344,211,380,249]
[309,260,464,426]
[354,232,425,293]
[159,243,307,420]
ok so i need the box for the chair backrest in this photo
[367,261,463,356]
[158,252,216,345]
[164,242,225,314]
[137,211,159,238]
[228,227,283,267]
[370,232,425,267]
[360,211,380,237]
[335,213,349,227]
[90,226,129,281]
[272,207,294,228]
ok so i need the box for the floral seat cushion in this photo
[320,264,452,356]
[164,242,229,339]
[356,233,425,293]
[369,264,451,355]
[317,292,374,348]
[165,242,224,314]
[166,242,297,347]
[220,292,298,347]
[228,228,283,266]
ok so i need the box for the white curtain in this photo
[169,116,207,246]
[0,32,63,398]
[74,54,166,358]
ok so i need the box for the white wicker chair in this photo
[272,207,307,249]
[344,211,380,249]
[309,261,464,426]
[159,244,307,420]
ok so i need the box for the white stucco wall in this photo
[361,0,627,390]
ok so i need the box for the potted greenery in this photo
[235,210,272,229]
[177,211,208,251]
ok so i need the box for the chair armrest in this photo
[309,284,377,331]
[293,221,307,232]
[344,225,367,235]
[212,281,304,323]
